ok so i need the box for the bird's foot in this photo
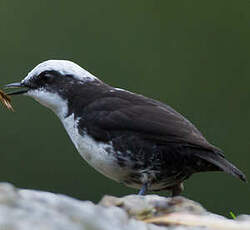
[171,183,184,197]
[138,183,148,195]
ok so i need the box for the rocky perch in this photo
[0,183,249,230]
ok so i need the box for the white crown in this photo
[23,60,98,83]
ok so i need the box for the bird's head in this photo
[5,60,101,118]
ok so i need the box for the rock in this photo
[0,182,248,230]
[99,194,206,219]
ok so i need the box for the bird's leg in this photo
[171,183,184,197]
[138,183,148,195]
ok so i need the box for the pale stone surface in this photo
[0,182,248,230]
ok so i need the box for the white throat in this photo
[26,89,68,119]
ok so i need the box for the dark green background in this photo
[0,0,249,216]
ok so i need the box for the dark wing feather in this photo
[87,90,219,153]
[81,89,246,182]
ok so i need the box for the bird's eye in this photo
[39,71,54,84]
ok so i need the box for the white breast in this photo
[61,114,126,182]
[26,89,127,183]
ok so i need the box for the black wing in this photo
[79,89,246,182]
[82,89,218,152]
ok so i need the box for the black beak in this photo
[4,82,29,95]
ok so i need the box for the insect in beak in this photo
[0,89,14,111]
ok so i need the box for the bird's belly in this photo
[75,134,127,182]
[61,115,127,182]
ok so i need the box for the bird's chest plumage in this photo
[60,114,127,182]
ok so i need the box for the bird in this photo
[5,60,247,196]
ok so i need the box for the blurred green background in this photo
[0,0,249,216]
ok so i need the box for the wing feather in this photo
[83,90,220,153]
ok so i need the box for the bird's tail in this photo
[195,151,247,183]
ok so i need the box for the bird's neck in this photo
[28,89,69,120]
[62,81,111,118]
